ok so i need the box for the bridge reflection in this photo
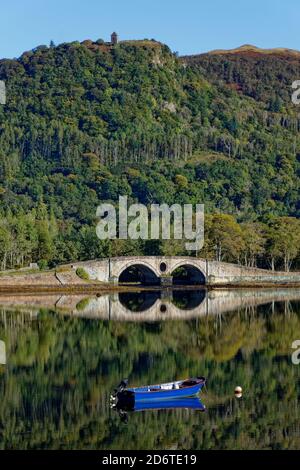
[0,340,6,365]
[0,288,300,321]
[118,290,206,313]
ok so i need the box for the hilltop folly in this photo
[111,32,118,45]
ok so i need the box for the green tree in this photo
[241,222,266,267]
[0,224,11,270]
[266,217,300,271]
[207,214,245,262]
[37,220,54,265]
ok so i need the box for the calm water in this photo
[0,288,300,450]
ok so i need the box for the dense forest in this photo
[0,40,300,270]
[0,301,299,449]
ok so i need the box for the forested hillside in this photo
[0,39,300,270]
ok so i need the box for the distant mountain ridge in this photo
[206,44,300,57]
[182,43,300,60]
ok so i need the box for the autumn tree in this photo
[206,214,245,263]
[241,222,266,267]
[266,217,300,271]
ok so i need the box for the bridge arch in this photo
[171,262,206,285]
[118,262,160,285]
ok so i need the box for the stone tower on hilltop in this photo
[111,32,118,45]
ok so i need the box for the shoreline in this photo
[1,282,300,295]
[1,256,300,293]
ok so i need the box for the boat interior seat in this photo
[181,379,198,387]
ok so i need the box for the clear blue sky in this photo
[1,0,300,58]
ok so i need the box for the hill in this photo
[182,44,300,104]
[201,44,300,57]
[0,39,300,270]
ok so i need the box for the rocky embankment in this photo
[0,267,97,292]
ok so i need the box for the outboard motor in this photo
[115,379,128,395]
[110,379,135,411]
[110,379,128,402]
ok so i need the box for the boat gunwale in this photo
[127,377,206,394]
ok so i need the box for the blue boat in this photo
[113,377,206,408]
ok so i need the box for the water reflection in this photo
[1,287,300,321]
[118,289,206,313]
[119,291,160,312]
[113,397,206,424]
[172,290,206,309]
[0,340,5,365]
[0,291,299,449]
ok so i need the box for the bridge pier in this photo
[206,275,216,286]
[109,276,119,285]
[159,276,173,287]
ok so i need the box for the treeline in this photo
[1,209,300,272]
[203,214,300,271]
[0,125,194,175]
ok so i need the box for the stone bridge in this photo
[71,256,300,286]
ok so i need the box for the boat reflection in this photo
[113,397,206,423]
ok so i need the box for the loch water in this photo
[0,288,299,450]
